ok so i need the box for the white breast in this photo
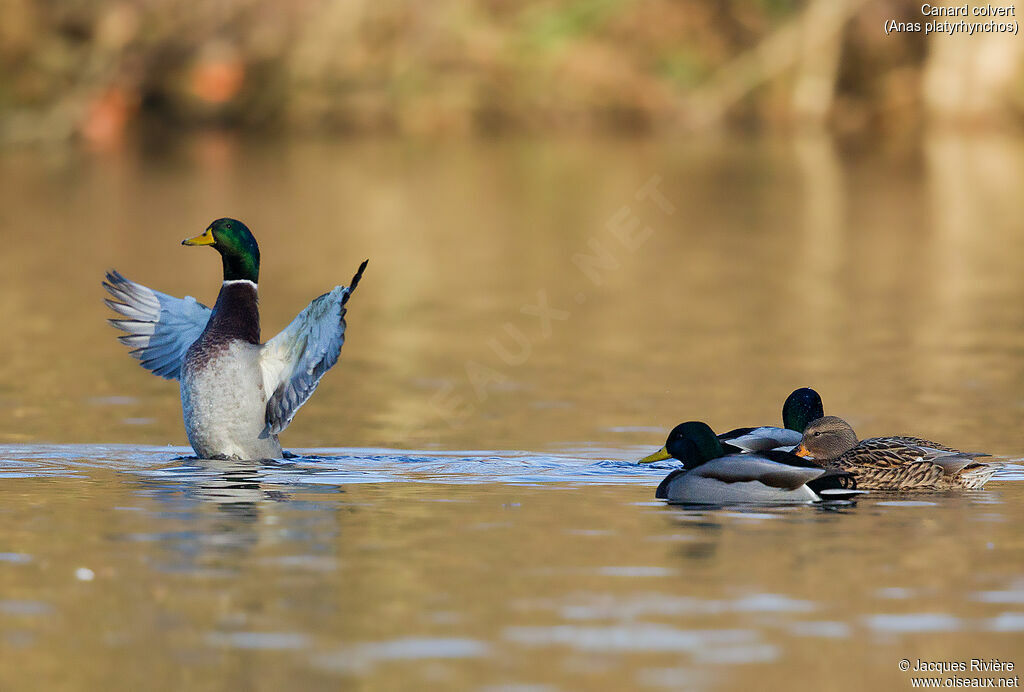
[180,341,283,460]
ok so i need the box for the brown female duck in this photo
[794,416,999,490]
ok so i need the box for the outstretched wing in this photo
[103,270,212,380]
[260,260,368,436]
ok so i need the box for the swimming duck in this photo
[104,218,368,460]
[716,387,825,453]
[794,416,999,490]
[641,421,861,504]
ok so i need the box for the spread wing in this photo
[260,260,367,436]
[103,270,211,380]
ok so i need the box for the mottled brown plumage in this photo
[880,436,959,453]
[796,416,999,490]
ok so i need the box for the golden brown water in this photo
[1,134,1023,689]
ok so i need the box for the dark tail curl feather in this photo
[342,259,369,307]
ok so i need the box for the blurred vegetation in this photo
[1,0,1022,146]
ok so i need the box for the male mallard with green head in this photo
[639,421,862,504]
[715,387,825,453]
[794,416,999,490]
[104,218,368,460]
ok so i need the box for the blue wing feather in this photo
[103,270,212,380]
[260,260,367,435]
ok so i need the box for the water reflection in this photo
[0,444,1021,690]
[166,458,293,510]
[129,459,309,563]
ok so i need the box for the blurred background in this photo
[1,0,1024,453]
[3,0,1023,144]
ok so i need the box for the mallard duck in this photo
[794,416,999,490]
[640,421,862,504]
[716,387,824,453]
[104,218,368,460]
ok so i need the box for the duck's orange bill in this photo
[794,444,812,458]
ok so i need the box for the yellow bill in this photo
[638,446,671,464]
[182,228,215,246]
[794,444,812,458]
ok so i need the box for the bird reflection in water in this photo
[137,458,296,561]
[188,458,291,519]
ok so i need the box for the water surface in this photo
[1,446,1022,690]
[2,134,1024,689]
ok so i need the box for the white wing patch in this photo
[103,271,212,380]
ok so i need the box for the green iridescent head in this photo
[782,387,824,433]
[638,421,725,468]
[182,218,260,283]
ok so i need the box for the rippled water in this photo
[1,446,1022,690]
[2,134,1024,689]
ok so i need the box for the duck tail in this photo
[955,461,1002,489]
[807,471,866,500]
[816,487,869,500]
[341,259,369,307]
[807,471,857,492]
